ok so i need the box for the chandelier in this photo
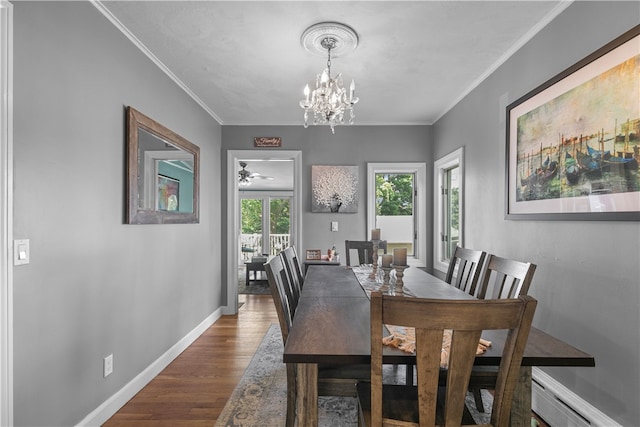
[299,23,359,134]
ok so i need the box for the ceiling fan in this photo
[239,161,273,186]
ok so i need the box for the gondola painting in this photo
[506,25,640,220]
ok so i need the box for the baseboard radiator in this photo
[531,368,620,427]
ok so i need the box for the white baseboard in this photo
[532,368,620,427]
[76,308,222,427]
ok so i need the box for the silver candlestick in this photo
[391,264,409,291]
[380,266,393,292]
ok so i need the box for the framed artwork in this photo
[311,165,359,213]
[306,249,322,260]
[506,25,640,221]
[157,175,180,211]
[254,137,281,147]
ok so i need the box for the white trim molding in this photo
[225,150,302,315]
[367,163,427,268]
[77,309,222,426]
[0,2,13,425]
[433,147,464,274]
[90,1,222,124]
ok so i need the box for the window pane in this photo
[444,166,460,259]
[270,198,291,254]
[241,199,263,259]
[375,173,414,255]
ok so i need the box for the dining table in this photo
[283,264,595,427]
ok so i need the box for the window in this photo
[240,194,292,258]
[434,148,464,274]
[367,163,426,267]
[375,173,415,255]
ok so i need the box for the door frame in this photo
[367,162,426,267]
[0,2,13,424]
[225,150,301,314]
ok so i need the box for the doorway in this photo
[225,150,302,315]
[367,163,427,267]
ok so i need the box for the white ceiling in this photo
[97,1,568,189]
[98,1,567,127]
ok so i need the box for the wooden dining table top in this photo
[283,265,595,368]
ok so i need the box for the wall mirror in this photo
[126,106,200,224]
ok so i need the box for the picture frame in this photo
[506,25,640,221]
[254,137,281,147]
[306,249,322,260]
[311,165,359,213]
[157,175,180,212]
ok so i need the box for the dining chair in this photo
[476,254,537,300]
[345,240,388,266]
[444,246,487,297]
[469,253,537,412]
[265,256,370,427]
[356,292,537,427]
[281,246,304,302]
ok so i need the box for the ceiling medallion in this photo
[299,22,359,134]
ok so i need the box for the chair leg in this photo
[472,388,485,412]
[405,364,413,385]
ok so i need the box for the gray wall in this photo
[13,2,222,426]
[221,125,431,296]
[434,2,639,424]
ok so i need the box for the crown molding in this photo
[90,1,223,125]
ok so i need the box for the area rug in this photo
[215,324,495,427]
[238,266,271,295]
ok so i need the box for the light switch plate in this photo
[14,239,30,265]
[331,221,338,232]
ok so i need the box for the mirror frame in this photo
[126,106,200,224]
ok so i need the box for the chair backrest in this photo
[345,240,388,266]
[369,292,537,426]
[445,246,487,297]
[265,256,295,343]
[477,254,537,300]
[281,246,304,299]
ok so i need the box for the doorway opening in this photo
[226,151,301,315]
[374,172,415,255]
[367,163,426,267]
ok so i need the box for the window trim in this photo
[367,163,426,267]
[433,147,464,274]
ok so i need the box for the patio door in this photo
[374,173,416,255]
[240,193,291,262]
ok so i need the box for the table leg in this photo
[246,266,250,285]
[510,366,532,427]
[295,363,318,427]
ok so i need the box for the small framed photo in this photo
[254,137,281,148]
[306,249,322,260]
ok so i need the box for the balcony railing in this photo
[240,233,291,259]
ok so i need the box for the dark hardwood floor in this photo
[103,293,550,426]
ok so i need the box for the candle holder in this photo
[369,239,380,279]
[391,264,409,290]
[380,266,393,292]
